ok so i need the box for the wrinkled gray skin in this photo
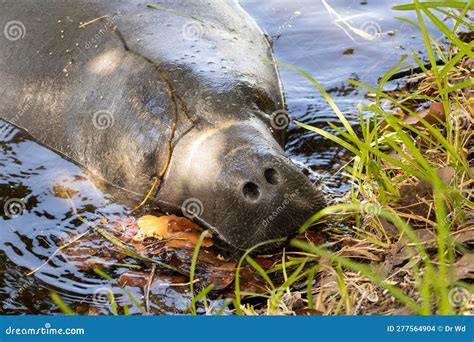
[0,1,325,250]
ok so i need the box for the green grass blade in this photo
[296,121,361,156]
[421,6,474,59]
[348,80,467,167]
[189,230,210,315]
[109,291,118,316]
[434,8,474,30]
[393,2,474,10]
[189,284,215,314]
[123,305,130,315]
[234,238,287,314]
[93,268,145,313]
[50,293,76,315]
[439,78,474,95]
[146,4,204,22]
[291,240,422,313]
[265,61,358,139]
[246,256,275,290]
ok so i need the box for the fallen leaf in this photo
[75,303,101,315]
[136,215,169,239]
[454,229,474,245]
[253,257,276,270]
[294,308,324,315]
[52,184,79,199]
[382,149,415,170]
[111,216,140,243]
[412,228,437,249]
[449,103,472,129]
[372,259,394,279]
[207,263,236,291]
[165,231,213,249]
[397,180,433,221]
[388,228,437,266]
[118,272,150,287]
[301,229,327,245]
[404,102,445,127]
[437,166,455,185]
[390,307,414,315]
[454,254,474,281]
[377,216,399,237]
[167,215,203,233]
[118,272,188,288]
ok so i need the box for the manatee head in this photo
[158,117,326,251]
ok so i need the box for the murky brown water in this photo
[0,0,439,314]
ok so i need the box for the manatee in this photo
[0,1,325,250]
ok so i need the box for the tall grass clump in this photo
[234,0,473,315]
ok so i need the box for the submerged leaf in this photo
[136,215,169,239]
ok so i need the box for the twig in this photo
[27,230,90,276]
[79,15,109,28]
[145,264,156,313]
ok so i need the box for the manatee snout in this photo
[158,121,326,251]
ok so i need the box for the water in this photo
[242,0,439,193]
[0,0,438,314]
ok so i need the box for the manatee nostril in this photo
[242,181,260,201]
[264,168,280,185]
